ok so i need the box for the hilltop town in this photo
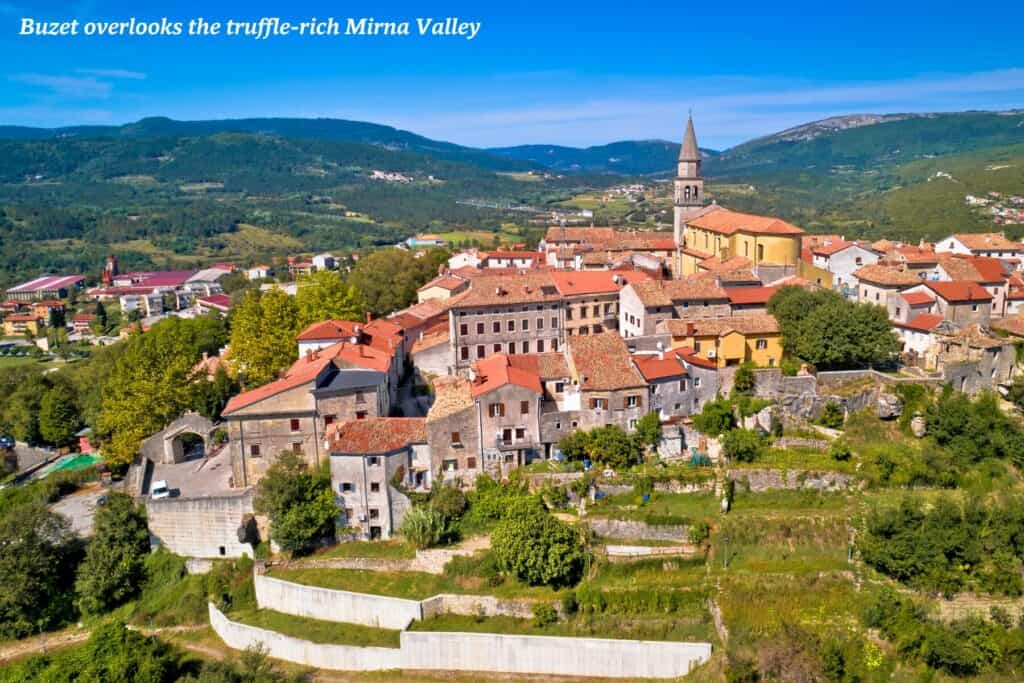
[6,116,1024,681]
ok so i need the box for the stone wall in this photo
[421,593,540,620]
[147,491,255,558]
[727,468,855,492]
[209,603,711,678]
[282,544,480,575]
[586,517,690,543]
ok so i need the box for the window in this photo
[537,339,545,353]
[515,427,526,440]
[508,320,516,332]
[501,428,513,444]
[755,339,768,350]
[508,342,516,354]
[291,442,302,453]
[476,345,485,359]
[460,346,469,360]
[895,307,902,318]
[368,456,380,466]
[290,418,300,431]
[694,341,702,352]
[489,402,505,417]
[370,482,380,493]
[679,379,687,391]
[757,244,765,261]
[694,377,702,388]
[520,400,530,415]
[451,431,462,445]
[555,382,565,393]
[476,322,484,334]
[493,343,502,352]
[590,397,608,410]
[626,395,639,408]
[551,339,558,352]
[250,444,261,457]
[537,318,544,330]
[551,317,558,328]
[344,507,354,519]
[522,341,530,353]
[493,321,501,333]
[522,319,529,331]
[369,509,379,520]
[340,482,354,493]
[459,323,468,336]
[972,304,979,312]
[355,390,366,404]
[324,415,335,426]
[629,418,637,429]
[565,308,573,320]
[356,411,367,420]
[571,420,578,428]
[466,456,477,469]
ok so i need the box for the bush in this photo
[828,438,852,461]
[430,485,467,521]
[819,402,844,429]
[693,397,736,436]
[689,519,711,545]
[532,603,558,627]
[722,429,763,463]
[75,492,150,616]
[492,498,585,587]
[400,506,446,549]
[254,452,337,555]
[732,364,755,396]
[561,590,578,616]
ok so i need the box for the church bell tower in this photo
[673,114,704,248]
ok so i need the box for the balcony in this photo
[494,436,538,450]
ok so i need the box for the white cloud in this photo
[75,68,147,80]
[9,73,112,98]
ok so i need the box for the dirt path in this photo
[0,624,207,664]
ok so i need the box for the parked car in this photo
[150,480,171,500]
[0,435,14,449]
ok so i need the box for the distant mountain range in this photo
[487,140,718,175]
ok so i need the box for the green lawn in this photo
[229,608,401,647]
[733,446,858,474]
[314,540,416,560]
[409,612,715,643]
[269,563,564,601]
[0,355,41,368]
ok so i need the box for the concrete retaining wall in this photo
[209,603,711,678]
[255,574,421,629]
[421,593,537,620]
[282,545,479,575]
[147,491,255,558]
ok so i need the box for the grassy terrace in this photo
[229,607,401,647]
[408,612,716,644]
[311,539,416,560]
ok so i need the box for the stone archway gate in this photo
[139,411,221,465]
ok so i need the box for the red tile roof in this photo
[724,286,778,306]
[900,291,935,306]
[198,294,232,310]
[687,208,805,236]
[896,313,944,332]
[925,281,993,303]
[328,418,427,454]
[674,347,718,369]
[417,275,469,293]
[470,354,543,397]
[810,239,854,257]
[447,273,561,308]
[566,332,646,391]
[544,226,617,243]
[852,265,921,287]
[952,233,1020,251]
[663,314,780,337]
[550,270,651,296]
[633,353,687,381]
[628,279,729,307]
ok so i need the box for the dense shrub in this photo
[692,397,736,436]
[818,401,844,429]
[491,498,585,587]
[400,506,446,549]
[722,429,764,463]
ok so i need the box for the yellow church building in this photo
[658,314,784,368]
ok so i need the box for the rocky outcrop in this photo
[911,412,927,438]
[876,393,903,420]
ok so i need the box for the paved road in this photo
[50,482,106,536]
[148,448,233,498]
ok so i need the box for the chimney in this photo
[656,341,664,360]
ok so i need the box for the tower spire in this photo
[679,113,700,162]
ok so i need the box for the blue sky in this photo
[2,0,1023,149]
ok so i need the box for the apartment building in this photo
[619,279,730,337]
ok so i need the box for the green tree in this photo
[828,438,853,461]
[557,430,591,461]
[94,300,108,329]
[192,365,239,421]
[75,492,150,615]
[429,484,467,521]
[492,498,585,587]
[0,503,82,639]
[585,425,639,469]
[98,316,227,467]
[819,401,845,429]
[722,428,763,463]
[229,288,300,387]
[732,364,755,396]
[634,412,662,449]
[38,383,82,447]
[692,397,736,436]
[347,248,446,316]
[1,371,49,445]
[295,270,365,327]
[253,452,337,555]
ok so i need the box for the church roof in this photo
[679,115,700,161]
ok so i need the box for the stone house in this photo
[619,279,730,338]
[808,239,880,295]
[222,343,391,487]
[447,273,564,370]
[550,270,651,337]
[921,281,993,326]
[565,332,648,432]
[328,418,429,540]
[633,349,719,420]
[852,264,922,315]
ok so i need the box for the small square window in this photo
[290,418,300,431]
[250,444,261,457]
[369,508,380,520]
[370,482,380,493]
[368,456,380,466]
